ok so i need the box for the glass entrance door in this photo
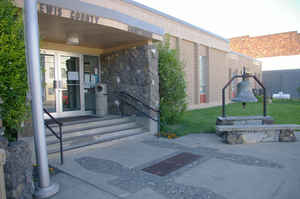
[41,50,87,118]
[59,55,81,112]
[84,55,100,113]
[41,54,57,113]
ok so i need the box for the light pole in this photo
[23,0,59,198]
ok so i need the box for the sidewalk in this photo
[49,133,300,199]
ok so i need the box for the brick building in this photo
[230,31,300,98]
[230,31,300,71]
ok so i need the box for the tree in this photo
[0,0,29,141]
[158,37,187,125]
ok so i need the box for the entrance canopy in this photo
[38,13,160,50]
[16,0,164,50]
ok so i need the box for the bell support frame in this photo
[222,68,266,117]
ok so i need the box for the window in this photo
[199,56,208,103]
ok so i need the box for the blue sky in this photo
[134,0,300,38]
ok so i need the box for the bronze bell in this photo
[232,79,257,108]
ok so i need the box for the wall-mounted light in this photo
[66,33,79,45]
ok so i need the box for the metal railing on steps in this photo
[43,108,63,165]
[116,91,162,137]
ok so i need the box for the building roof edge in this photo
[122,0,229,43]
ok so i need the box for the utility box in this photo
[95,83,108,117]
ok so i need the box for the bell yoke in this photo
[222,67,267,117]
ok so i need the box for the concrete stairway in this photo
[46,115,147,155]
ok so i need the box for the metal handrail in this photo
[119,91,160,113]
[43,108,63,165]
[117,91,162,137]
[43,109,63,126]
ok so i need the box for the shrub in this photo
[0,0,28,141]
[158,37,187,125]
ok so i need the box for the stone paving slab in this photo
[220,133,300,161]
[50,173,119,199]
[50,136,177,198]
[81,140,176,169]
[175,158,284,199]
[50,154,132,198]
[125,188,166,199]
[171,133,228,150]
[49,133,300,199]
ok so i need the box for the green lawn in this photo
[171,99,300,137]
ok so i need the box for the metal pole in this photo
[157,113,160,137]
[263,87,267,116]
[222,88,226,117]
[222,75,241,117]
[24,0,59,198]
[252,75,267,117]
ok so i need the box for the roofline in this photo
[263,68,300,72]
[230,51,262,63]
[37,0,164,36]
[230,31,299,39]
[122,0,229,43]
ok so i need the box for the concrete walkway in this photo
[49,133,300,199]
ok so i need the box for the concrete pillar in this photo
[176,37,182,60]
[194,44,200,104]
[24,0,59,198]
[0,149,6,199]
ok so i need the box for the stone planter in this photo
[0,137,33,199]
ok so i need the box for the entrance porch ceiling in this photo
[39,14,150,49]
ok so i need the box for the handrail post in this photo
[157,113,160,137]
[59,125,63,165]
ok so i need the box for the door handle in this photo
[53,80,57,89]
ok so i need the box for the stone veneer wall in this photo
[100,45,159,130]
[0,137,33,199]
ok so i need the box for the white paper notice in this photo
[68,72,79,80]
[91,75,96,87]
[84,82,91,89]
[84,74,91,88]
[85,74,90,82]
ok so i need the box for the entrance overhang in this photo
[15,0,164,50]
[38,13,157,51]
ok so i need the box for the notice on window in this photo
[91,75,96,88]
[84,74,91,88]
[68,72,79,80]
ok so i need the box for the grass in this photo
[168,99,300,137]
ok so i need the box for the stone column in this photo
[0,149,6,199]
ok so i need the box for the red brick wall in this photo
[230,31,300,58]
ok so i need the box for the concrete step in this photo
[46,116,134,135]
[47,127,146,154]
[46,121,138,144]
